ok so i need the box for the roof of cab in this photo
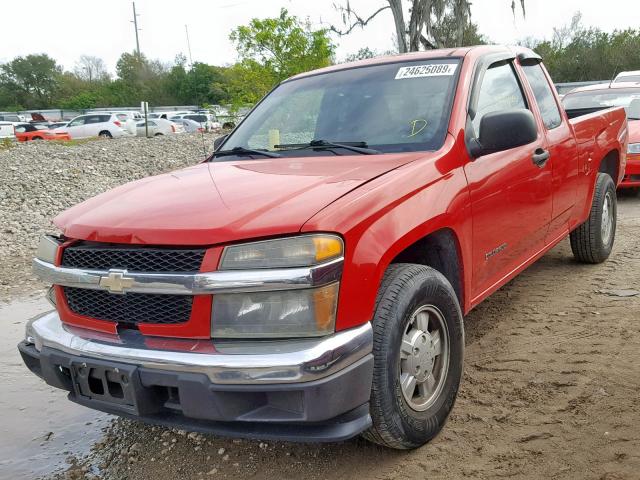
[287,45,537,82]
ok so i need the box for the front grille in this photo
[61,243,205,272]
[64,287,192,325]
[60,243,203,326]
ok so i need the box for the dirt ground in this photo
[38,193,639,480]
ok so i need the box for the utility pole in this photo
[185,25,193,67]
[131,2,141,58]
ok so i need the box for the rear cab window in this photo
[522,63,562,129]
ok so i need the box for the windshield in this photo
[563,88,640,120]
[220,59,461,157]
[614,75,640,84]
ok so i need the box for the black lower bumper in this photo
[18,341,373,442]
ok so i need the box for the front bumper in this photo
[19,311,374,442]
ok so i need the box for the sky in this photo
[2,0,640,73]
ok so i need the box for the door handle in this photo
[532,148,550,168]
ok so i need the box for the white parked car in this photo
[169,113,221,131]
[112,112,142,135]
[614,70,640,84]
[148,111,193,120]
[135,118,176,137]
[0,113,27,125]
[0,122,15,140]
[172,118,205,133]
[55,114,130,139]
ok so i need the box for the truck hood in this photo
[55,153,425,245]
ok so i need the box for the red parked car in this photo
[20,46,627,449]
[563,82,640,189]
[15,123,71,142]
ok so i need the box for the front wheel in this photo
[570,172,617,263]
[363,264,464,449]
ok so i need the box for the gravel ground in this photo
[0,134,214,302]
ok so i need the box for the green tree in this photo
[223,59,278,107]
[230,8,334,82]
[526,13,640,82]
[0,54,62,108]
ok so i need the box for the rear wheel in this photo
[98,130,112,139]
[570,172,617,263]
[363,264,464,449]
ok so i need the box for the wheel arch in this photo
[598,149,621,184]
[389,227,465,312]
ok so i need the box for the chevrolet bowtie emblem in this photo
[99,269,135,294]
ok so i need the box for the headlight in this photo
[628,143,640,154]
[35,234,62,264]
[220,234,343,269]
[212,282,339,338]
[213,234,343,338]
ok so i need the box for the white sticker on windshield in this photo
[395,63,457,79]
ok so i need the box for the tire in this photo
[98,130,112,138]
[570,172,617,263]
[363,263,464,449]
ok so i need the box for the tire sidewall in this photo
[373,267,464,447]
[594,174,617,256]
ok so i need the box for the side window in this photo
[68,116,86,127]
[99,115,111,123]
[473,62,527,134]
[522,63,562,129]
[84,116,100,124]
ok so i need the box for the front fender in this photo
[302,145,472,332]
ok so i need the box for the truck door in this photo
[520,60,578,242]
[464,59,553,302]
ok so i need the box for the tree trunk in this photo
[453,0,467,47]
[408,0,431,51]
[387,0,408,53]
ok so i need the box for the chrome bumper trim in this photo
[25,311,373,384]
[32,257,343,295]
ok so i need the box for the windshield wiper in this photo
[212,146,281,159]
[274,139,381,155]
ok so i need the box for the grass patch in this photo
[49,138,101,147]
[0,138,14,150]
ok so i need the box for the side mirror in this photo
[469,109,537,158]
[213,134,228,151]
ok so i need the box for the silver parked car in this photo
[135,118,176,137]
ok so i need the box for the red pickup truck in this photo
[20,46,627,449]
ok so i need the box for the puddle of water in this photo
[0,295,110,479]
